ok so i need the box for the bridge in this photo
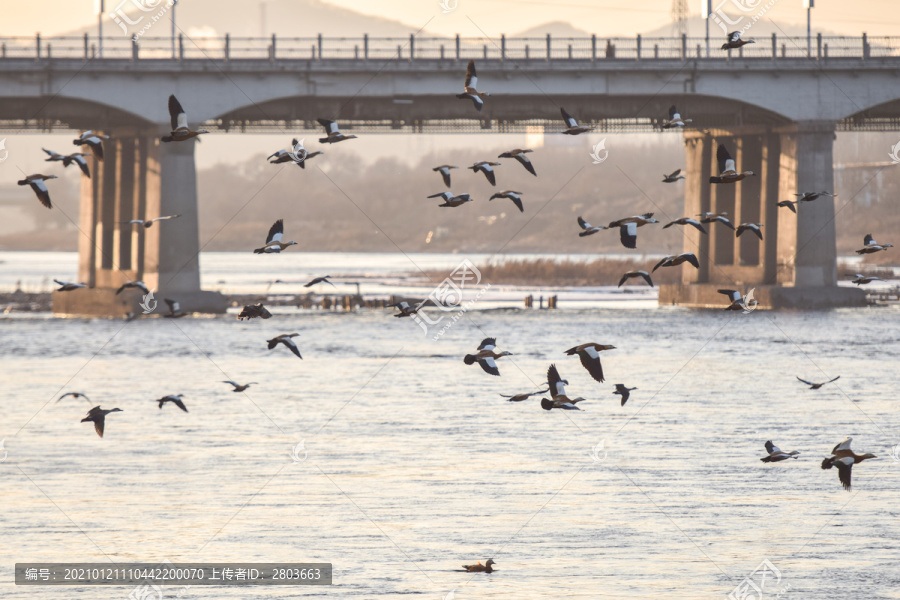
[2,34,898,314]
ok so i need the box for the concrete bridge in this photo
[2,34,899,314]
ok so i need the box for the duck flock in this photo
[14,29,890,574]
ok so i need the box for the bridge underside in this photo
[1,94,899,134]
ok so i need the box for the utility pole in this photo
[671,0,688,37]
[701,0,711,57]
[95,0,104,58]
[804,0,814,57]
[171,0,177,58]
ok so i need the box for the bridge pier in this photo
[53,131,226,317]
[660,124,865,309]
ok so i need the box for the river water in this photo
[1,252,899,599]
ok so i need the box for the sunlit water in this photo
[3,291,900,599]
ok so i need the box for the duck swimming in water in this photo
[460,559,495,573]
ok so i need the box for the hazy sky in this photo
[3,0,899,37]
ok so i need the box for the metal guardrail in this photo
[0,34,898,62]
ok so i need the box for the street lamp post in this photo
[804,0,814,57]
[701,0,711,57]
[94,0,104,58]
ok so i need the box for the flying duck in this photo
[254,219,297,253]
[735,222,764,240]
[662,168,685,183]
[81,405,122,437]
[565,342,615,383]
[305,275,335,288]
[267,333,302,358]
[850,274,880,285]
[58,392,91,403]
[821,437,877,490]
[43,148,91,177]
[777,200,798,213]
[577,216,606,237]
[433,165,458,188]
[267,139,322,168]
[855,234,893,255]
[161,95,209,143]
[608,213,658,249]
[123,214,181,229]
[721,31,754,50]
[709,144,754,184]
[760,440,800,463]
[718,289,750,311]
[456,59,490,111]
[652,253,700,272]
[461,559,495,573]
[501,388,549,402]
[237,303,272,320]
[317,118,357,144]
[469,161,500,186]
[498,148,536,176]
[489,190,524,213]
[17,174,57,208]
[157,394,188,412]
[463,337,512,376]
[560,108,592,135]
[663,217,707,234]
[618,270,653,287]
[697,212,735,230]
[164,298,186,318]
[541,364,585,410]
[662,105,692,129]
[223,381,258,392]
[72,130,108,160]
[392,301,421,317]
[115,281,149,295]
[54,279,86,292]
[428,192,473,208]
[613,384,636,406]
[796,375,840,389]
[795,191,836,203]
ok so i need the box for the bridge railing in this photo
[1,34,898,62]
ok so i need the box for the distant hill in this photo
[642,15,840,39]
[63,0,424,39]
[513,21,593,38]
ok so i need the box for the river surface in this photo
[1,252,899,599]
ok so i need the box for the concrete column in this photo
[759,134,780,284]
[143,137,202,293]
[57,130,225,317]
[777,121,837,286]
[132,136,150,279]
[98,142,118,274]
[114,136,136,275]
[77,156,99,287]
[710,135,735,266]
[681,132,712,283]
[735,135,762,267]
